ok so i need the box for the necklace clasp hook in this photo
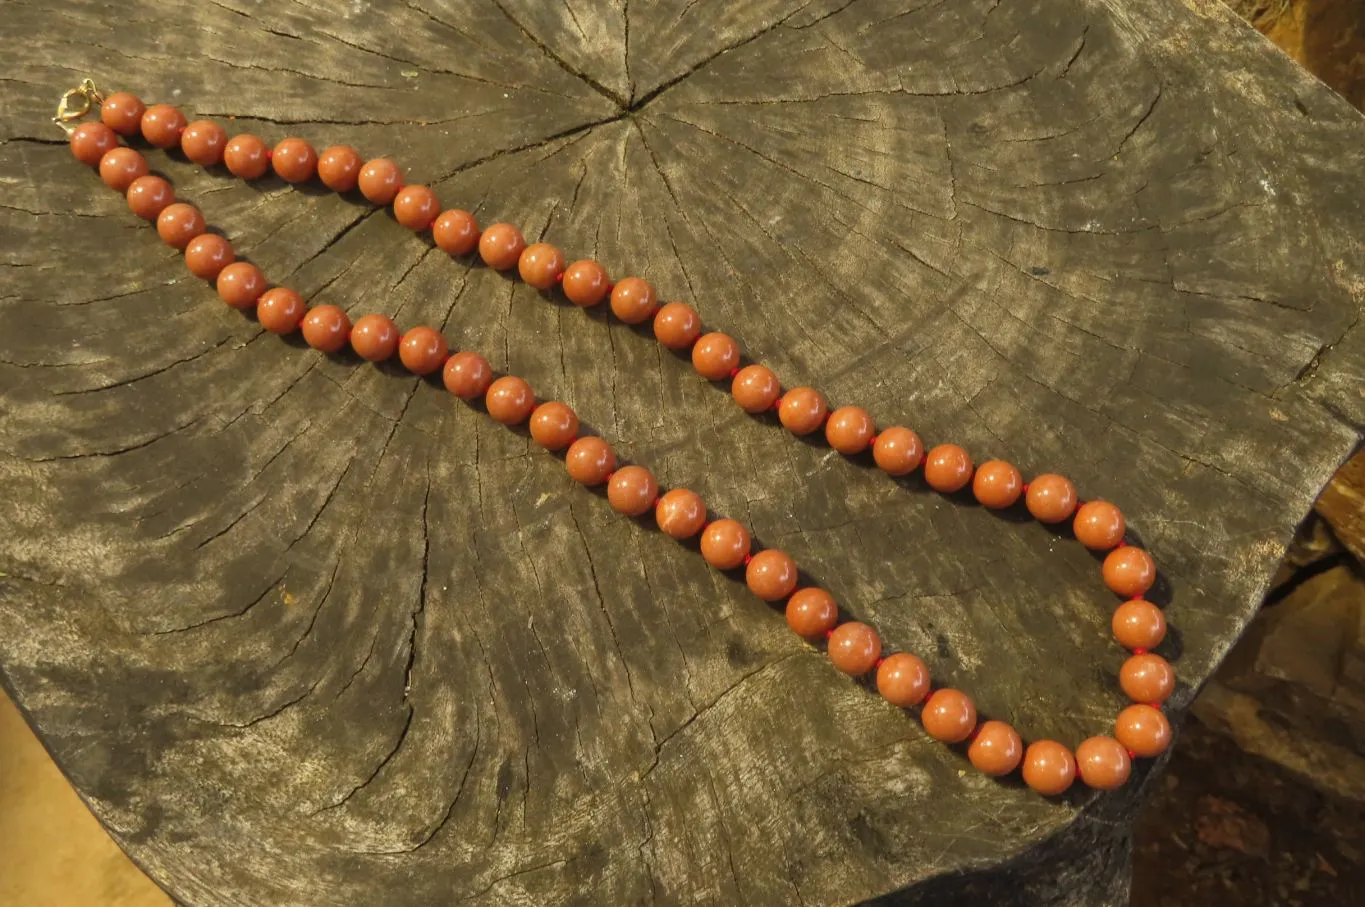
[53,78,104,135]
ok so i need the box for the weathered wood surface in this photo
[1,1,1363,904]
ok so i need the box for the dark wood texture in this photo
[2,1,1363,904]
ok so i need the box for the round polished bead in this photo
[921,689,977,743]
[1115,704,1172,758]
[301,304,351,353]
[486,376,535,424]
[140,104,186,148]
[731,365,781,414]
[778,387,828,436]
[518,242,566,290]
[155,203,206,249]
[1111,599,1167,650]
[1023,741,1077,796]
[700,519,750,569]
[785,588,838,640]
[746,549,797,602]
[565,437,616,485]
[692,332,740,381]
[1120,653,1175,704]
[608,466,659,517]
[1103,547,1157,598]
[126,175,175,220]
[561,259,610,307]
[184,234,235,280]
[180,120,227,166]
[1026,474,1078,523]
[973,459,1023,509]
[398,326,448,375]
[609,277,657,324]
[873,426,924,476]
[393,185,441,230]
[224,134,269,180]
[358,158,403,204]
[924,444,974,493]
[875,653,930,707]
[272,138,317,183]
[1076,736,1132,790]
[98,147,149,192]
[432,209,480,256]
[216,262,267,309]
[256,288,306,335]
[478,223,526,271]
[350,314,400,362]
[1075,500,1126,550]
[69,122,119,166]
[968,721,1024,776]
[442,351,493,400]
[655,488,706,540]
[828,622,881,675]
[99,92,145,136]
[653,302,702,349]
[529,402,579,451]
[826,406,874,454]
[317,145,362,192]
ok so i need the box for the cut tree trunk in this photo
[1,1,1364,905]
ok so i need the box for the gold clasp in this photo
[53,78,104,135]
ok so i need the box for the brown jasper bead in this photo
[924,444,974,493]
[518,242,566,290]
[215,262,267,309]
[973,459,1023,509]
[301,304,351,353]
[529,402,579,451]
[1111,599,1167,650]
[655,488,706,540]
[1120,653,1175,704]
[610,277,657,324]
[256,288,307,335]
[393,185,441,231]
[398,326,449,375]
[69,122,119,166]
[99,147,149,192]
[1022,741,1077,796]
[701,519,750,570]
[746,549,798,602]
[184,234,235,280]
[126,175,175,220]
[478,223,526,270]
[432,209,480,256]
[873,426,924,476]
[1103,547,1157,598]
[155,203,206,250]
[224,134,269,180]
[876,653,930,707]
[486,376,535,425]
[180,120,227,166]
[317,145,362,192]
[1075,500,1126,550]
[358,158,403,204]
[968,721,1024,776]
[692,333,741,381]
[271,138,317,183]
[140,104,186,148]
[350,313,400,362]
[1076,736,1132,790]
[608,466,659,517]
[779,387,828,436]
[653,302,702,349]
[1026,473,1078,523]
[561,259,610,307]
[443,351,493,400]
[785,588,838,640]
[921,689,977,744]
[731,365,781,414]
[828,622,882,675]
[99,91,145,136]
[565,437,616,485]
[1115,704,1172,758]
[826,406,874,454]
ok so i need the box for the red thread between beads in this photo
[824,629,835,640]
[873,657,885,669]
[728,367,740,379]
[742,553,752,565]
[555,272,565,283]
[1021,482,1030,493]
[1127,749,1137,759]
[264,148,272,160]
[1133,647,1148,655]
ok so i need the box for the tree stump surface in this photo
[2,1,1363,904]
